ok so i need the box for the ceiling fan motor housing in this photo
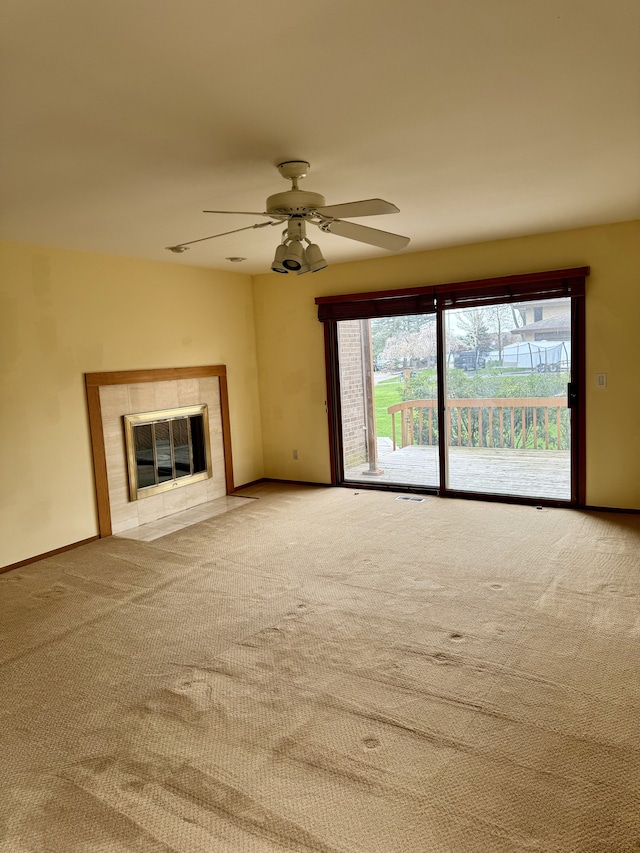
[266,190,326,216]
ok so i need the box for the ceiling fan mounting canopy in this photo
[277,160,311,181]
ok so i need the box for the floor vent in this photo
[395,495,425,502]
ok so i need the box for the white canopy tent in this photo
[487,340,571,371]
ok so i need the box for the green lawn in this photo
[373,378,403,440]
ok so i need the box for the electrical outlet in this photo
[596,373,607,388]
[293,449,299,460]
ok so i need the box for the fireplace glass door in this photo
[124,405,212,500]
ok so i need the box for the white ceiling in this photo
[1,0,639,275]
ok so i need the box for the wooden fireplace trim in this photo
[85,366,235,538]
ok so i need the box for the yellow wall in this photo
[0,241,264,567]
[2,221,638,567]
[253,220,640,509]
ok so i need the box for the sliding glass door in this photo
[319,267,586,506]
[442,299,572,500]
[337,314,440,489]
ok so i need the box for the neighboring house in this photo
[512,299,571,342]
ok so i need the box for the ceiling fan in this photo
[166,160,410,274]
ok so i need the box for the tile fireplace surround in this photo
[86,367,233,537]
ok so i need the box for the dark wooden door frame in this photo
[323,323,342,486]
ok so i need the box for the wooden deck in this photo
[345,444,571,500]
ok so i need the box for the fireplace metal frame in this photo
[123,404,213,501]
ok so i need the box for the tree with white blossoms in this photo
[371,315,434,363]
[380,321,438,366]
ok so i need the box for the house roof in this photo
[1,1,639,274]
[513,312,571,335]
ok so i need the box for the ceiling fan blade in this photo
[314,198,399,218]
[322,220,410,251]
[203,209,272,216]
[166,220,278,252]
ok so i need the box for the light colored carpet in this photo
[1,483,639,852]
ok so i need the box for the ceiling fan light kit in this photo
[305,242,328,273]
[282,240,305,271]
[271,244,288,274]
[167,160,409,272]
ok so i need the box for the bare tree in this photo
[486,304,515,361]
[456,309,493,353]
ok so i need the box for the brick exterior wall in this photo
[337,321,368,467]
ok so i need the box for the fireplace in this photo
[85,367,234,537]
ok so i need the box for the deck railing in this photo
[388,397,568,451]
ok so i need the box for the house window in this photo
[124,405,211,500]
[533,307,543,322]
